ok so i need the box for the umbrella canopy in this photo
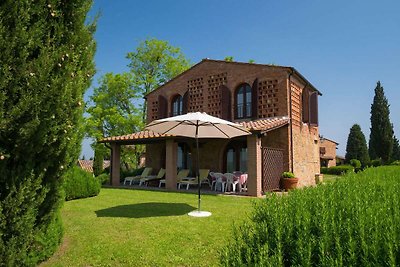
[145,112,250,138]
[145,112,251,217]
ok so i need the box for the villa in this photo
[100,59,322,197]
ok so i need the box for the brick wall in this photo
[146,60,290,124]
[320,138,338,167]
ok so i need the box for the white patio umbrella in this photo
[145,112,251,217]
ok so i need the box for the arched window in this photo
[235,84,252,119]
[172,95,183,116]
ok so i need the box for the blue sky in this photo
[82,0,400,158]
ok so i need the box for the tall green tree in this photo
[86,72,143,169]
[369,81,393,163]
[0,0,95,265]
[126,38,190,123]
[345,124,370,166]
[392,136,400,161]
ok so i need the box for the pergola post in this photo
[247,134,262,197]
[165,139,177,190]
[111,143,121,186]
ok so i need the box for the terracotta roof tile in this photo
[99,117,289,143]
[239,116,289,132]
[99,130,172,143]
[77,160,110,173]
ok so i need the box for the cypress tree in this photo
[369,81,393,163]
[0,1,95,265]
[392,136,400,161]
[345,124,370,166]
[93,145,105,176]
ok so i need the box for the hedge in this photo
[320,165,354,175]
[221,166,400,266]
[63,166,101,201]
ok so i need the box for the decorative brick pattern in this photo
[290,81,302,126]
[150,100,158,120]
[207,72,227,117]
[257,79,280,118]
[187,77,204,112]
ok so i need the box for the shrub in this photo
[221,166,400,266]
[321,165,353,175]
[370,159,382,167]
[281,171,295,178]
[350,159,361,168]
[97,173,110,185]
[391,160,400,166]
[63,166,100,201]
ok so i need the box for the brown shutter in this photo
[220,85,231,120]
[182,91,189,114]
[251,79,259,119]
[158,95,168,119]
[310,92,318,126]
[302,88,309,123]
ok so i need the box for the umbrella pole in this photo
[196,135,201,212]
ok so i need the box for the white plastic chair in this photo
[224,173,239,192]
[214,172,226,192]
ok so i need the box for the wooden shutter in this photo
[251,79,259,119]
[309,92,318,126]
[182,91,189,114]
[221,85,231,120]
[302,88,309,123]
[158,95,168,119]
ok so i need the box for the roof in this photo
[239,116,289,132]
[145,58,322,98]
[77,160,110,173]
[98,116,289,144]
[320,137,339,145]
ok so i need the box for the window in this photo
[224,141,247,173]
[236,84,252,119]
[177,143,192,170]
[172,95,183,116]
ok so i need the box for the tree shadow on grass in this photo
[95,202,196,218]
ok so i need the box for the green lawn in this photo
[42,188,256,267]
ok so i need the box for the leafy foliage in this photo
[349,159,361,168]
[392,136,400,161]
[345,124,369,166]
[320,165,354,175]
[63,166,100,201]
[86,72,143,169]
[281,171,295,178]
[369,81,393,163]
[221,166,400,266]
[0,0,95,265]
[126,38,190,123]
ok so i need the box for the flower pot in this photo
[281,177,299,191]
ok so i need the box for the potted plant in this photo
[281,171,299,191]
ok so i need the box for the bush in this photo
[221,166,400,266]
[370,159,382,167]
[97,173,110,185]
[63,166,100,201]
[281,171,295,178]
[350,159,361,168]
[391,160,400,166]
[320,165,354,175]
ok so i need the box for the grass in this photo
[322,173,341,183]
[41,188,256,267]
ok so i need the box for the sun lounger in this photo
[139,168,166,186]
[123,167,153,185]
[178,169,210,190]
